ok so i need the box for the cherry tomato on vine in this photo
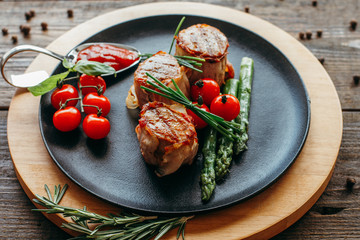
[51,84,79,109]
[190,78,220,106]
[79,74,106,96]
[82,114,111,140]
[186,102,210,129]
[82,93,111,117]
[210,94,240,121]
[53,106,81,132]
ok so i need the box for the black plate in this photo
[39,15,310,215]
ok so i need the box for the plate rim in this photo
[38,13,311,215]
[7,2,342,239]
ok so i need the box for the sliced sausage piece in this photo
[175,24,229,86]
[135,102,199,177]
[134,51,190,108]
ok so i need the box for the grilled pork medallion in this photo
[134,51,190,108]
[176,24,229,86]
[135,102,199,177]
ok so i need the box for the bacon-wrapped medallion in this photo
[175,24,229,86]
[133,51,190,108]
[135,102,199,177]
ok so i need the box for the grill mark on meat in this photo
[200,27,214,56]
[136,102,198,177]
[175,24,229,86]
[135,53,180,87]
[189,31,199,53]
[133,51,191,107]
[213,30,223,57]
[142,106,193,143]
[177,24,228,60]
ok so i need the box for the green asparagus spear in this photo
[222,78,240,97]
[200,127,218,201]
[215,78,240,181]
[234,57,254,155]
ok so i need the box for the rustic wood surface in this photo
[0,0,358,239]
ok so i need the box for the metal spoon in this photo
[0,42,141,88]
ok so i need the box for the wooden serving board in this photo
[7,2,342,239]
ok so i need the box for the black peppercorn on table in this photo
[0,1,359,239]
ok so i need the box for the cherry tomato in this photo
[210,94,240,121]
[53,106,81,132]
[82,114,111,139]
[79,74,106,96]
[186,102,210,129]
[51,84,79,109]
[82,93,111,117]
[190,78,220,106]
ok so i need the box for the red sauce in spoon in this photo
[77,44,139,71]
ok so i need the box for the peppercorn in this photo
[67,9,74,18]
[25,11,32,21]
[41,22,48,31]
[298,32,305,40]
[29,9,35,18]
[11,35,18,44]
[350,19,357,30]
[318,57,325,65]
[312,0,317,7]
[19,25,24,31]
[346,177,356,189]
[2,27,8,36]
[21,24,31,36]
[353,75,360,85]
[306,31,312,40]
[244,6,250,13]
[316,30,323,38]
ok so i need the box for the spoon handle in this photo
[1,45,64,87]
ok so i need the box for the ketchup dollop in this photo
[77,44,139,71]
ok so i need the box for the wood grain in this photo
[1,112,358,239]
[0,0,358,239]
[5,2,342,240]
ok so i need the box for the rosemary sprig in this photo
[175,56,203,72]
[33,184,193,240]
[141,73,241,141]
[169,16,186,54]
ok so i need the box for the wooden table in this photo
[0,1,358,239]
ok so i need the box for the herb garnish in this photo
[28,59,115,96]
[141,73,241,141]
[33,184,193,240]
[169,16,185,54]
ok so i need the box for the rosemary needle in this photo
[33,184,193,240]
